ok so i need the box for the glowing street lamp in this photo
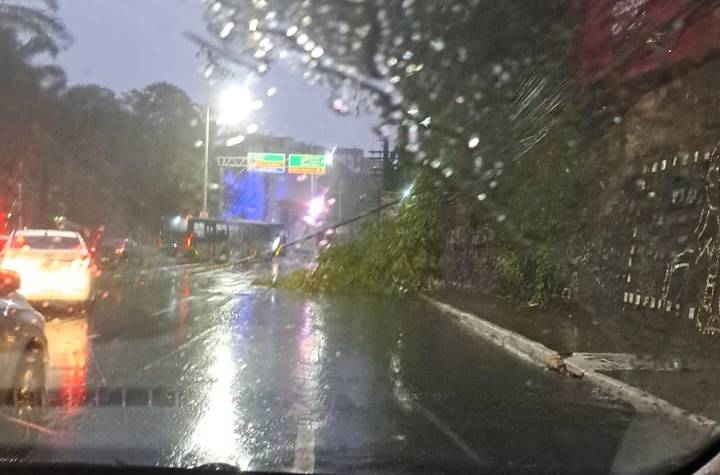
[215,86,254,126]
[201,86,257,217]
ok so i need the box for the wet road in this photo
[0,261,710,473]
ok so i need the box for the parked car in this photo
[0,229,94,310]
[0,269,47,444]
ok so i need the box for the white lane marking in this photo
[139,327,215,371]
[150,296,198,317]
[151,306,175,317]
[412,401,485,467]
[292,418,315,473]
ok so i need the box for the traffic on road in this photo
[4,0,720,474]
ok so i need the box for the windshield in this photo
[1,0,719,473]
[9,234,83,250]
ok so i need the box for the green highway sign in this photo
[247,152,286,173]
[288,154,326,175]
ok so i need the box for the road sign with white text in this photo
[287,154,326,175]
[247,152,286,173]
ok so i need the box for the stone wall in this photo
[580,56,720,332]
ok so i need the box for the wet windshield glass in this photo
[1,0,720,473]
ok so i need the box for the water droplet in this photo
[497,214,506,222]
[297,33,308,45]
[194,140,203,148]
[443,167,454,178]
[458,47,468,62]
[474,156,483,170]
[492,63,503,75]
[267,87,277,97]
[430,38,445,51]
[225,135,245,146]
[246,124,258,134]
[455,96,465,104]
[489,180,498,188]
[420,116,431,127]
[332,98,349,114]
[249,18,259,31]
[477,193,487,201]
[430,159,442,169]
[310,46,324,58]
[220,22,235,38]
[286,25,298,36]
[468,136,480,149]
[613,115,623,124]
[301,15,312,26]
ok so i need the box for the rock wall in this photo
[581,56,720,332]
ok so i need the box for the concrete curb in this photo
[421,295,719,434]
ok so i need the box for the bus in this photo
[160,216,286,263]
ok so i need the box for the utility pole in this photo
[337,180,343,223]
[201,104,211,219]
[382,138,392,192]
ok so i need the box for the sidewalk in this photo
[431,290,720,424]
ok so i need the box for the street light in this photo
[201,86,255,218]
[216,86,254,126]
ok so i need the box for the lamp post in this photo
[200,86,255,219]
[201,104,211,218]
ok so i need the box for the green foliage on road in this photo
[276,175,443,295]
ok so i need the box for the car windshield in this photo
[2,0,720,473]
[9,235,83,250]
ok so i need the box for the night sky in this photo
[56,0,379,151]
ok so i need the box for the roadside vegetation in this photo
[271,175,443,294]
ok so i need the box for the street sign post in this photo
[288,154,326,175]
[247,152,286,173]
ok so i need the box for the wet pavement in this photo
[0,262,712,473]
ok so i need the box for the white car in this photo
[0,229,94,308]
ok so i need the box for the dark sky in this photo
[56,0,378,151]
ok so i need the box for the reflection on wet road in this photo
[4,265,709,473]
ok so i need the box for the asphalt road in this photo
[0,261,711,474]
